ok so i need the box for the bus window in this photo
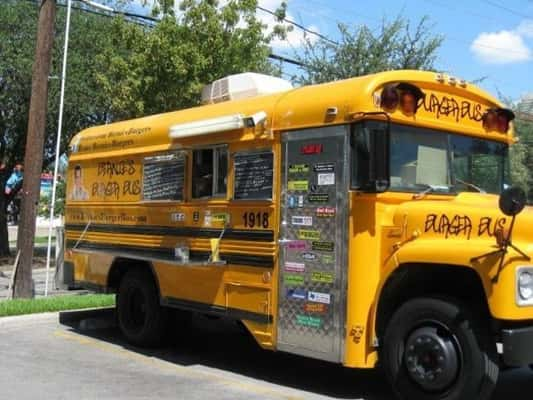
[192,146,228,198]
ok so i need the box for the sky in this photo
[119,0,533,103]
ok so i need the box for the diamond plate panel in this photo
[277,126,347,362]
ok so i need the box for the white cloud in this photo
[470,30,531,64]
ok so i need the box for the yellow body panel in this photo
[65,70,532,369]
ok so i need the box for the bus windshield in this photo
[353,121,509,195]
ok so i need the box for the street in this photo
[0,310,532,400]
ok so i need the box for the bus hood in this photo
[393,192,533,251]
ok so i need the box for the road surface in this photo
[0,310,532,400]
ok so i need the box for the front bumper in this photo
[502,326,533,366]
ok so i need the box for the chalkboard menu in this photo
[234,151,273,200]
[143,153,185,201]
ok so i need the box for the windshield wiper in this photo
[412,184,450,200]
[454,178,486,193]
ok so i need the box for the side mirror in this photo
[499,186,527,216]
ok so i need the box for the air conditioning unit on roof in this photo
[201,72,293,104]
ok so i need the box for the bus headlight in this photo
[517,267,533,305]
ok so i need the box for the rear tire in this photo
[381,297,498,400]
[117,268,168,347]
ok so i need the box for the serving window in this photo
[192,146,228,199]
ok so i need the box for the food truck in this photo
[64,70,533,399]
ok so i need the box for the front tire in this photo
[381,297,498,400]
[117,268,168,347]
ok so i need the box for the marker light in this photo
[482,108,515,134]
[379,83,425,116]
[380,84,400,112]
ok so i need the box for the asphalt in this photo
[0,310,532,400]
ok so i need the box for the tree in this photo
[0,1,120,256]
[96,0,280,119]
[294,16,444,84]
[512,117,533,203]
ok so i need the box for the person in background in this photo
[5,162,23,225]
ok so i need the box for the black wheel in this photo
[117,268,168,347]
[381,297,499,400]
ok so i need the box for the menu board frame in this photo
[141,151,186,202]
[232,149,274,201]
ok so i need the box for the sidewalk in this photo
[8,217,63,242]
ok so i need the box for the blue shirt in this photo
[5,170,23,191]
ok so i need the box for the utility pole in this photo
[14,0,57,298]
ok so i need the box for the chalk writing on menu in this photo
[234,151,274,200]
[143,153,185,201]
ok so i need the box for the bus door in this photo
[278,126,348,362]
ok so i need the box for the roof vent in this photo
[201,72,293,104]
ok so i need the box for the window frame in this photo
[191,144,228,200]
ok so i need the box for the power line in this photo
[268,53,306,67]
[256,5,339,47]
[482,0,533,19]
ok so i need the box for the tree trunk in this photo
[0,195,9,257]
[14,0,57,298]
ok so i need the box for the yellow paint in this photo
[65,70,533,372]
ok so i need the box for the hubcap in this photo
[404,326,460,392]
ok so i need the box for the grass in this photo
[9,236,55,245]
[0,294,115,317]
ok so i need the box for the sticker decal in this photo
[286,240,309,251]
[284,261,305,273]
[291,216,313,226]
[298,229,321,240]
[296,314,322,328]
[300,251,318,261]
[286,288,307,300]
[313,162,335,173]
[203,211,212,227]
[284,274,305,286]
[316,207,336,217]
[317,173,335,186]
[307,291,331,304]
[308,193,329,203]
[322,254,334,264]
[213,213,230,224]
[311,271,335,284]
[288,180,309,191]
[289,164,309,174]
[311,241,334,252]
[171,212,186,222]
[304,303,328,314]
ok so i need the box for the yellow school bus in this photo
[64,70,533,400]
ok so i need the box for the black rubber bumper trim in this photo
[65,223,274,242]
[502,325,533,366]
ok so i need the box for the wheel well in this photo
[107,258,160,297]
[375,264,490,340]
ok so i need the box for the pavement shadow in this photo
[59,308,393,400]
[59,308,533,400]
